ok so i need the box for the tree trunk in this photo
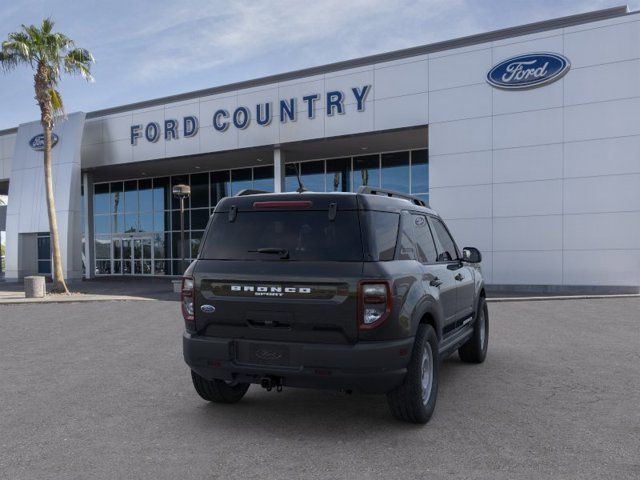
[43,123,69,294]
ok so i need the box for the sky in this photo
[0,0,638,131]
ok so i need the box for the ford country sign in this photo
[29,133,59,151]
[487,53,570,90]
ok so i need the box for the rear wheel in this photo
[386,324,439,424]
[458,297,489,363]
[191,370,250,403]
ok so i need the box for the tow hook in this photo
[260,376,283,392]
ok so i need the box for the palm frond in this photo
[49,88,64,117]
[64,47,94,81]
[41,17,55,35]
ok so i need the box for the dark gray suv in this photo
[182,187,488,424]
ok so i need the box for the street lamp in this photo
[172,184,191,274]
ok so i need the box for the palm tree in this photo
[0,18,93,293]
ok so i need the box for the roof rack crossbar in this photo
[357,186,428,207]
[234,189,269,197]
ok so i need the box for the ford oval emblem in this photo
[487,52,570,90]
[29,133,59,151]
[200,304,216,314]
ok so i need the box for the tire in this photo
[458,296,489,364]
[191,370,250,404]
[386,324,439,424]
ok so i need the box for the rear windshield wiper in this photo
[248,247,290,259]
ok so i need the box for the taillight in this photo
[358,281,392,330]
[181,276,195,331]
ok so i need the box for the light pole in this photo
[172,184,191,274]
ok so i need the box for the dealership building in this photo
[0,6,639,292]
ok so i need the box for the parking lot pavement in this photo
[1,298,639,480]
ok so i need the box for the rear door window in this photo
[428,217,459,262]
[200,210,363,261]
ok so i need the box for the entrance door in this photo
[133,237,153,275]
[112,235,154,275]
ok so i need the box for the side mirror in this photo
[462,247,482,263]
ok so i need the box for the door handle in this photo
[455,273,464,281]
[429,277,443,287]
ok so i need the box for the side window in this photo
[428,217,459,262]
[412,214,438,264]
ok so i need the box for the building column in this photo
[82,172,94,279]
[273,147,285,193]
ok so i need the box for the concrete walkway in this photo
[0,277,179,304]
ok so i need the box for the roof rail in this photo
[234,189,269,197]
[357,186,428,207]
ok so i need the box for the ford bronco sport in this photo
[182,187,488,424]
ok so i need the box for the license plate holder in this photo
[236,341,291,367]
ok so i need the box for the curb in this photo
[487,294,640,303]
[0,295,156,305]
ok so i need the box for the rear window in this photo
[200,210,363,261]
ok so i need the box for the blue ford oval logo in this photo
[200,304,216,314]
[487,53,570,90]
[29,133,59,151]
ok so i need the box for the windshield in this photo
[200,210,364,261]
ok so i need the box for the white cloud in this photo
[110,0,473,81]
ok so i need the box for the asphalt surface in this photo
[1,298,639,479]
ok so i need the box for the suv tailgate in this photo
[193,260,363,344]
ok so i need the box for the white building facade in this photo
[0,6,639,292]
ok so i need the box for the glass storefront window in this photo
[172,210,190,231]
[381,151,410,193]
[353,154,380,190]
[153,211,168,232]
[153,177,170,211]
[154,260,167,275]
[94,184,110,214]
[92,149,426,276]
[301,161,325,192]
[191,231,203,258]
[111,182,123,214]
[190,173,209,208]
[37,233,51,275]
[211,171,230,206]
[326,158,350,192]
[96,260,111,275]
[285,163,300,192]
[253,166,274,192]
[95,236,110,259]
[139,179,153,212]
[139,213,153,232]
[171,232,188,258]
[94,215,110,235]
[191,209,210,230]
[231,168,252,194]
[113,238,122,260]
[124,213,138,233]
[153,233,167,258]
[124,180,138,213]
[411,149,429,194]
[112,213,124,234]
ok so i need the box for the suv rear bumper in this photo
[183,333,414,394]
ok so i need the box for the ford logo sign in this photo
[29,133,59,151]
[487,53,570,90]
[200,304,216,314]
